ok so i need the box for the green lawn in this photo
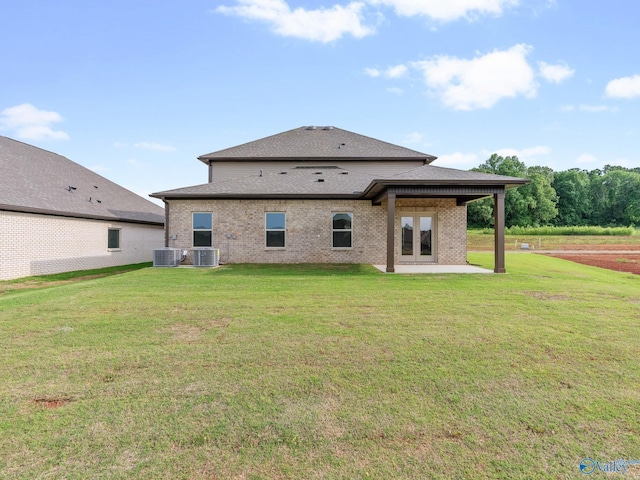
[1,255,639,479]
[467,230,640,250]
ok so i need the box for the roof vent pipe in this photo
[259,170,263,177]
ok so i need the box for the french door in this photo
[400,214,435,262]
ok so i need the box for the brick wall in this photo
[0,210,164,280]
[394,198,467,265]
[166,198,467,265]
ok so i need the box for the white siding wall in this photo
[209,161,425,182]
[0,211,164,280]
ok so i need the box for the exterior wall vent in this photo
[192,248,220,267]
[153,248,181,267]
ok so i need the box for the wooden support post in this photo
[386,192,396,273]
[494,193,506,273]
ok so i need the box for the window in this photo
[108,228,120,249]
[265,212,285,248]
[332,212,352,248]
[193,212,213,247]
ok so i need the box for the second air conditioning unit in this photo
[153,248,181,267]
[192,248,220,267]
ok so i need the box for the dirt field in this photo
[542,253,640,275]
[540,244,640,251]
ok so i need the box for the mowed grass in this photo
[467,230,640,250]
[1,256,639,479]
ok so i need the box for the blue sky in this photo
[2,0,639,205]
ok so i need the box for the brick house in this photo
[151,126,528,273]
[0,136,165,280]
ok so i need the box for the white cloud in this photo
[365,64,408,79]
[369,0,517,22]
[578,105,615,113]
[403,132,423,144]
[538,61,574,83]
[126,158,147,167]
[411,44,537,110]
[492,146,550,163]
[576,153,598,164]
[0,103,69,140]
[436,152,479,167]
[364,67,381,77]
[133,142,177,152]
[215,0,375,43]
[560,104,617,113]
[605,74,640,99]
[385,64,408,78]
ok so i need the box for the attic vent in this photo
[323,126,334,130]
[341,171,349,175]
[280,171,287,174]
[306,126,317,130]
[317,178,325,183]
[67,186,76,192]
[314,171,322,175]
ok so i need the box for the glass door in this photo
[400,214,434,262]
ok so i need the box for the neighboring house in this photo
[0,136,165,280]
[151,126,528,273]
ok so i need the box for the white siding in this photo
[0,211,164,280]
[209,161,425,183]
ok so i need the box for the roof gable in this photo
[0,136,164,224]
[198,126,437,164]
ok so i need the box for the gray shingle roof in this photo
[387,164,529,183]
[198,126,437,163]
[152,126,529,200]
[0,136,164,224]
[152,164,528,199]
[153,167,376,198]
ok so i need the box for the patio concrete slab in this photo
[373,264,493,274]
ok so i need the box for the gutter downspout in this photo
[163,200,170,247]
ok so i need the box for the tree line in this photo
[467,154,640,228]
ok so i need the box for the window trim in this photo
[108,228,121,251]
[331,212,353,250]
[265,212,286,249]
[192,212,213,247]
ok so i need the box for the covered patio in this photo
[363,178,524,274]
[373,264,493,274]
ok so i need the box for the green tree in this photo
[591,169,640,226]
[552,169,592,226]
[522,166,558,227]
[467,154,557,228]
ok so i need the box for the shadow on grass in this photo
[213,263,381,276]
[0,262,152,294]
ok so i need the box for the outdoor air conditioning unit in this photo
[192,248,220,267]
[153,248,181,267]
